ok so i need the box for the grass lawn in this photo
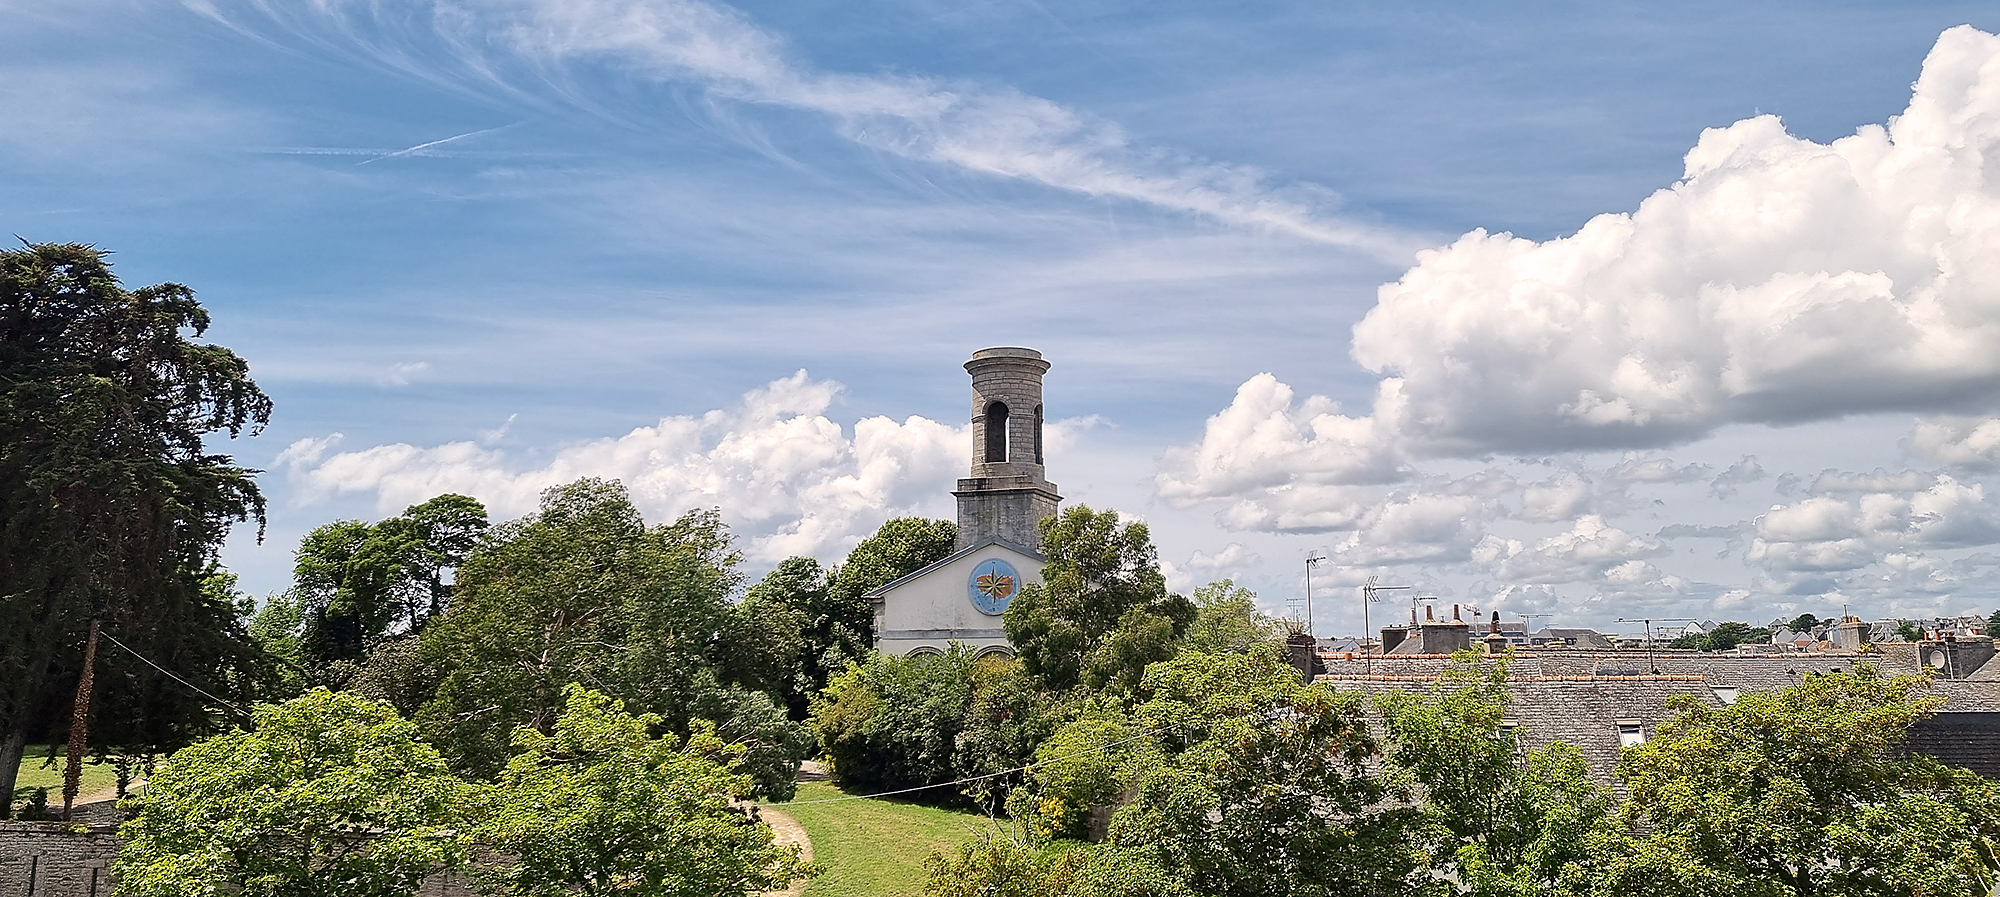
[10,745,123,810]
[775,781,1003,897]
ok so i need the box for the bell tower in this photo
[954,347,1062,551]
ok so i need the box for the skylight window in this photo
[1616,719,1645,747]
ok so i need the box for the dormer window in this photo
[1615,718,1645,748]
[1713,686,1739,705]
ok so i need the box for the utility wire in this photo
[772,730,1158,806]
[97,629,254,724]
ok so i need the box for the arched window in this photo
[1033,404,1044,465]
[984,401,1009,462]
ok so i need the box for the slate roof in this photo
[1904,712,2000,779]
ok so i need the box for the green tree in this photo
[1788,613,1821,633]
[1896,620,1925,643]
[1374,657,1615,896]
[1986,609,2000,640]
[1670,621,1771,652]
[1101,646,1420,897]
[1003,507,1194,695]
[1,243,270,817]
[1180,580,1277,653]
[476,683,812,897]
[291,494,488,675]
[413,480,807,796]
[728,558,824,719]
[1585,666,2000,895]
[114,689,474,897]
[812,646,981,797]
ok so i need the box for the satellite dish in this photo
[1924,648,1949,668]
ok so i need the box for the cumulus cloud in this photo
[1339,26,2000,455]
[1471,515,1669,585]
[216,0,1420,260]
[277,371,965,561]
[1708,455,1765,498]
[1908,417,2000,470]
[1747,476,2000,576]
[1156,373,1404,505]
[1326,492,1492,566]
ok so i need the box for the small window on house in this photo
[1713,686,1739,705]
[983,401,1009,462]
[1615,718,1645,748]
[1496,719,1521,743]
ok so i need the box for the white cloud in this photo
[375,361,430,387]
[224,0,1421,261]
[1908,417,2000,470]
[1747,476,2000,576]
[1339,26,2000,456]
[1326,491,1492,566]
[1471,515,1668,585]
[1519,472,1593,522]
[1156,372,1405,510]
[277,371,965,562]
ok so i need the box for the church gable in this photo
[870,539,1044,657]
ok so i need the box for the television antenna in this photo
[1519,613,1553,642]
[1614,617,1696,673]
[1362,575,1410,676]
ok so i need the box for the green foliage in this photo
[1,242,271,817]
[954,658,1078,811]
[1022,712,1156,839]
[1180,580,1277,653]
[245,594,305,697]
[1375,656,1615,896]
[1103,647,1418,897]
[728,557,826,718]
[827,516,957,643]
[1004,507,1194,696]
[1593,666,2000,895]
[475,684,812,897]
[291,493,488,675]
[924,834,1190,897]
[1669,621,1771,652]
[1987,609,2000,640]
[813,647,981,798]
[1897,619,1925,642]
[410,479,807,796]
[114,689,474,897]
[1788,613,1822,633]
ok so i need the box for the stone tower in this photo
[954,347,1062,551]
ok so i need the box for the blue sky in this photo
[10,0,2000,635]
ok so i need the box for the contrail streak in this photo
[355,123,516,165]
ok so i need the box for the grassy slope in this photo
[776,781,1000,897]
[9,745,123,810]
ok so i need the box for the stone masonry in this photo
[0,823,476,896]
[954,347,1061,551]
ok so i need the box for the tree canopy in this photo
[1003,506,1194,695]
[292,493,487,676]
[1,242,270,817]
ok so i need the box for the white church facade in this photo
[869,347,1062,657]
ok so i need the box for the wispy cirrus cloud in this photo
[195,0,1425,261]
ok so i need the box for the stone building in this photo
[869,347,1062,658]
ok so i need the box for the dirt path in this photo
[761,804,814,897]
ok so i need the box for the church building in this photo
[869,347,1062,657]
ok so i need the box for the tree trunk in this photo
[0,727,24,820]
[63,619,100,821]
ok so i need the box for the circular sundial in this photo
[967,558,1020,615]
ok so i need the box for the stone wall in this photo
[0,823,476,896]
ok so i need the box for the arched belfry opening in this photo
[1033,404,1044,465]
[984,401,1010,462]
[956,347,1062,551]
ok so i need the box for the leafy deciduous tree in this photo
[1003,507,1193,696]
[476,683,813,897]
[114,689,474,897]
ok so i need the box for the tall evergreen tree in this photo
[0,243,269,816]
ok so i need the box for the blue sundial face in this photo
[968,558,1020,615]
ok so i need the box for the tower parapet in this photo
[954,347,1061,551]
